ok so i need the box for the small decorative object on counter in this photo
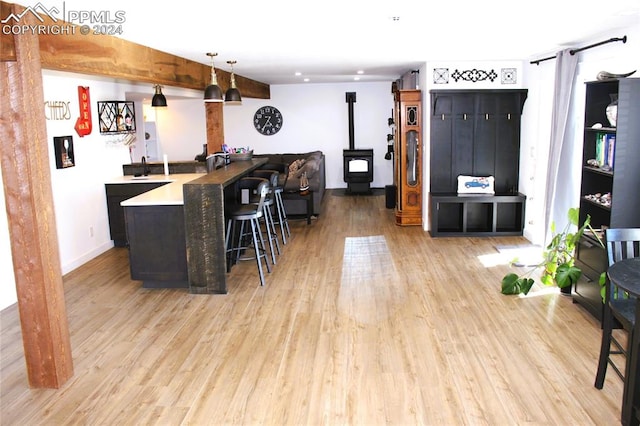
[596,70,636,80]
[222,144,253,161]
[299,172,310,195]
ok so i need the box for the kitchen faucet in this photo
[141,156,150,176]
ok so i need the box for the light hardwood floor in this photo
[0,190,625,425]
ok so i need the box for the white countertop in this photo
[117,173,206,206]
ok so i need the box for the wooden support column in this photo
[0,5,73,388]
[205,102,225,154]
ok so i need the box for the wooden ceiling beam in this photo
[0,1,270,99]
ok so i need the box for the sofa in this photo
[254,151,325,216]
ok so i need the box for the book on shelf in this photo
[594,132,615,170]
[605,133,615,170]
[595,132,605,166]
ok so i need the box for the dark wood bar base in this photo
[183,158,268,294]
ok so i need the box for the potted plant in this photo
[501,207,603,295]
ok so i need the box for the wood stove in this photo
[343,92,373,194]
[343,149,373,194]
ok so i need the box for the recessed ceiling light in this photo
[354,77,360,81]
[357,70,364,75]
[304,78,310,82]
[295,72,302,76]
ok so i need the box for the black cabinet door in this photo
[125,205,188,285]
[105,182,168,246]
[473,99,497,178]
[430,90,527,194]
[430,95,453,193]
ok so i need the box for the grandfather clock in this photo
[394,89,422,226]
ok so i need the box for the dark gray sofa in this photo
[254,151,325,216]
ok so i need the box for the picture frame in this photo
[53,135,75,169]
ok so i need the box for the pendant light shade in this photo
[152,85,167,107]
[225,60,242,103]
[204,52,224,103]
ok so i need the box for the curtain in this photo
[543,49,579,242]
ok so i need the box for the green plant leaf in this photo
[599,272,606,285]
[501,274,535,295]
[599,272,607,302]
[501,273,520,294]
[540,273,554,286]
[521,278,535,295]
[545,262,558,275]
[555,264,582,288]
[568,207,580,226]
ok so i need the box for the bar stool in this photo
[257,162,291,244]
[225,178,271,286]
[252,170,283,258]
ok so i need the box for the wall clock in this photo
[254,106,283,135]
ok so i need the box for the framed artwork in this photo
[97,101,136,134]
[53,136,75,169]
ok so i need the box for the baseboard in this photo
[61,241,114,275]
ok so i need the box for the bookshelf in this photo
[573,78,640,320]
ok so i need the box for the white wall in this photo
[133,82,398,192]
[223,82,395,190]
[148,98,207,162]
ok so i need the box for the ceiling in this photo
[19,0,640,85]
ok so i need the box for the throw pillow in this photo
[288,159,305,176]
[295,158,320,179]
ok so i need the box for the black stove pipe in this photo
[346,92,356,150]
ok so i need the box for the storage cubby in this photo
[496,202,525,233]
[466,202,493,233]
[436,202,463,233]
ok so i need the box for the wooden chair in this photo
[594,228,640,389]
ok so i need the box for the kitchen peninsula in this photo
[117,158,267,293]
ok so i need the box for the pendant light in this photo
[151,85,167,107]
[225,60,242,103]
[204,52,223,103]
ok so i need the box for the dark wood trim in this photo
[0,3,73,388]
[183,158,268,294]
